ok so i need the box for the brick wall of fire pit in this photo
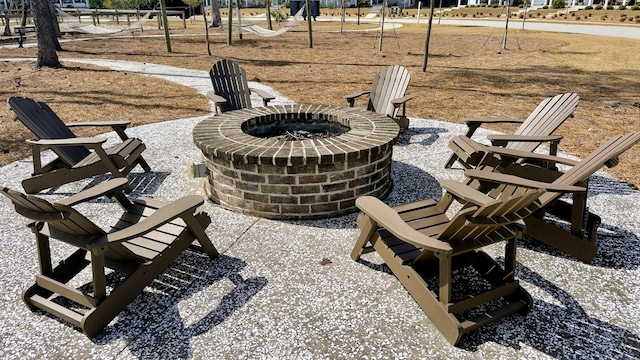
[192,104,400,219]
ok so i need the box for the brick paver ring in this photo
[193,104,400,219]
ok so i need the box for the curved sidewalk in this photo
[0,59,639,359]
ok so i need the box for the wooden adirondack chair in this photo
[462,131,640,263]
[351,178,547,345]
[0,178,219,338]
[207,59,275,113]
[445,93,580,169]
[344,65,413,129]
[8,96,151,194]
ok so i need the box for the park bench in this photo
[14,25,36,48]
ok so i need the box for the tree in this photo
[32,0,61,69]
[210,0,222,27]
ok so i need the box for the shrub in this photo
[632,5,640,10]
[595,5,603,9]
[542,5,548,9]
[606,5,614,9]
[619,5,627,10]
[575,15,580,19]
[271,10,287,23]
[600,15,607,20]
[551,0,565,9]
[585,5,593,9]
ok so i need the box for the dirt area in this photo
[0,17,639,187]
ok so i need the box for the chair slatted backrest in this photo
[368,65,411,118]
[1,186,141,262]
[209,59,252,112]
[8,96,91,166]
[536,132,640,206]
[508,92,580,152]
[438,188,544,247]
[1,186,103,237]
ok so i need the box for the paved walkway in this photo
[1,59,639,359]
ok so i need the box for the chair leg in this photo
[351,214,377,261]
[184,213,219,258]
[82,228,197,338]
[137,156,152,172]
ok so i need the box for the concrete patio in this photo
[0,60,638,359]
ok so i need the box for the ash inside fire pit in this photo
[245,119,350,141]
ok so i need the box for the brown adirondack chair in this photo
[208,59,275,113]
[351,178,547,345]
[8,96,151,194]
[0,178,219,338]
[445,92,580,169]
[344,65,413,129]
[462,131,640,263]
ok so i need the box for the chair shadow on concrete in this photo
[90,253,267,359]
[394,126,450,148]
[38,171,171,200]
[359,254,640,354]
[460,263,640,358]
[519,220,640,271]
[95,171,171,198]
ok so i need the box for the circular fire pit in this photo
[192,104,400,219]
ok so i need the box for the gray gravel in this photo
[0,59,639,359]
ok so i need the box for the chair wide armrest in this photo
[356,196,452,253]
[488,134,563,146]
[344,91,370,100]
[344,91,370,107]
[249,88,276,102]
[464,118,526,126]
[56,178,132,207]
[103,195,204,244]
[206,91,227,104]
[26,137,107,146]
[439,179,495,206]
[65,121,131,129]
[390,94,413,107]
[481,145,579,166]
[464,169,586,193]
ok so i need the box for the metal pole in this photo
[160,0,171,52]
[227,0,232,45]
[422,0,434,72]
[378,0,386,51]
[306,0,313,48]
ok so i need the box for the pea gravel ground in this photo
[0,59,638,359]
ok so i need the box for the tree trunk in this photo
[21,0,28,26]
[201,0,211,55]
[421,0,435,72]
[210,0,222,27]
[47,0,62,50]
[32,0,61,69]
[3,11,9,36]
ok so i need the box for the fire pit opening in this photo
[242,114,351,141]
[192,104,400,220]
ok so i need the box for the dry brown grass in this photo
[1,18,639,187]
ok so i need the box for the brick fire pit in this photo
[192,104,400,219]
